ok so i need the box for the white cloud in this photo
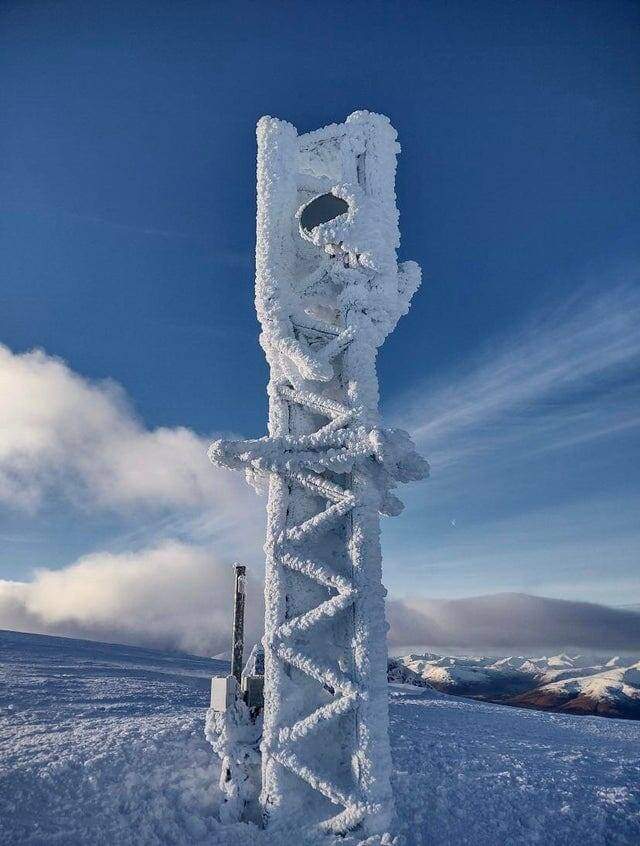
[0,541,264,655]
[0,338,635,656]
[2,278,639,657]
[0,343,254,517]
[0,343,266,653]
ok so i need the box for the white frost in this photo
[209,112,427,839]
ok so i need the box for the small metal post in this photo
[231,563,246,684]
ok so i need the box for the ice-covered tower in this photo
[209,111,427,839]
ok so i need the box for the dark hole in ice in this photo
[300,193,349,232]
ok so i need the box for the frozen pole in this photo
[230,563,246,684]
[209,111,428,839]
[208,562,261,824]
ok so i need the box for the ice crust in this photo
[208,112,427,839]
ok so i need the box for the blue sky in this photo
[1,0,639,639]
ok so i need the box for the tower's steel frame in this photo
[210,111,426,839]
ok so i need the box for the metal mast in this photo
[230,563,246,684]
[210,111,427,839]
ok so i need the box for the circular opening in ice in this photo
[300,193,349,232]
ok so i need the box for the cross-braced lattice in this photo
[209,112,427,840]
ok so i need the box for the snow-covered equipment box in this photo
[209,110,427,839]
[211,674,238,713]
[241,674,264,710]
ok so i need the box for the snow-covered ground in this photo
[2,630,640,845]
[390,685,640,844]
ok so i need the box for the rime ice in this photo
[209,111,428,839]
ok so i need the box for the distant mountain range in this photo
[389,652,640,720]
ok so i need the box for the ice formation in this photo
[209,111,427,839]
[205,698,262,825]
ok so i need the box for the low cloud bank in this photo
[0,542,264,655]
[387,592,640,652]
[2,552,638,654]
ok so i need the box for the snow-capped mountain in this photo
[393,653,532,697]
[510,662,640,719]
[391,652,640,719]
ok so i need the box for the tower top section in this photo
[254,111,421,384]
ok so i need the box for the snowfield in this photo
[2,630,640,845]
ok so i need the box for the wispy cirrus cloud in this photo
[5,204,253,265]
[395,281,640,470]
[381,278,640,609]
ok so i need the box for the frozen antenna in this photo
[231,563,246,684]
[209,563,262,823]
[209,111,428,839]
